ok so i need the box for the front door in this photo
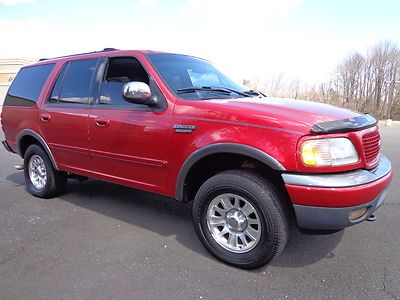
[88,56,172,194]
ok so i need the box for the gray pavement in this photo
[0,125,399,300]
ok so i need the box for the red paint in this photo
[0,49,392,212]
[286,171,393,207]
[40,106,92,176]
[88,108,171,194]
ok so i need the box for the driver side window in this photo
[98,57,150,107]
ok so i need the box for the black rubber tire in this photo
[23,144,67,198]
[192,169,289,269]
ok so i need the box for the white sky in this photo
[1,0,399,85]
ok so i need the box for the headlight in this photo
[300,138,359,167]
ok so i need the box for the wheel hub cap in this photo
[206,193,261,253]
[226,209,247,232]
[28,154,47,190]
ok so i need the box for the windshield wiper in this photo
[176,86,249,97]
[212,87,250,97]
[177,86,230,95]
[244,90,267,97]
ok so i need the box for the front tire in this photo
[192,170,289,269]
[24,144,67,198]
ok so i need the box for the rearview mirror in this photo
[122,82,154,105]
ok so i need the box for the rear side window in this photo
[4,63,55,107]
[49,58,98,105]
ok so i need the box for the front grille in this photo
[362,130,381,166]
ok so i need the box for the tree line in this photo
[244,41,400,120]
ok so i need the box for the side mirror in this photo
[122,82,155,105]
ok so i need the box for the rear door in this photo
[40,58,99,176]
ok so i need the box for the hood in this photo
[204,96,363,134]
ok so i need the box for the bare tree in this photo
[243,40,400,120]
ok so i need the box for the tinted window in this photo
[49,63,68,103]
[58,59,98,104]
[5,63,55,106]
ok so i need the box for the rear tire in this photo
[24,144,67,198]
[192,169,289,269]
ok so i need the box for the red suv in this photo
[1,49,393,269]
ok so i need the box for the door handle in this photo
[40,113,51,122]
[95,117,110,127]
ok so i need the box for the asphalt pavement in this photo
[0,124,399,299]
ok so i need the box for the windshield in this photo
[146,53,249,100]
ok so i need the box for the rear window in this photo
[4,63,55,107]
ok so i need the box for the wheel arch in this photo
[16,129,59,170]
[175,143,286,202]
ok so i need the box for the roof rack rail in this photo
[38,48,119,62]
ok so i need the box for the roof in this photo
[38,48,121,62]
[23,49,202,68]
[30,49,167,67]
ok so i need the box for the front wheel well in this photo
[180,153,289,204]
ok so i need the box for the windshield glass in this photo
[146,53,248,100]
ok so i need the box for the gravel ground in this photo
[0,124,399,300]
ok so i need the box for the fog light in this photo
[349,208,368,221]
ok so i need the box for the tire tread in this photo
[192,169,289,269]
[23,144,67,198]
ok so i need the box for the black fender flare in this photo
[16,129,59,170]
[175,143,285,201]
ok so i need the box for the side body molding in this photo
[16,129,59,170]
[175,143,286,201]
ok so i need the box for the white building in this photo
[0,59,33,111]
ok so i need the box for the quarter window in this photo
[5,63,55,107]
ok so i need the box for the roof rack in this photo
[38,48,119,61]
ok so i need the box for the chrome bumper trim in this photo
[282,155,391,188]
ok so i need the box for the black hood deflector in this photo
[311,114,377,134]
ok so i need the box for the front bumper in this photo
[282,155,393,230]
[292,188,388,230]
